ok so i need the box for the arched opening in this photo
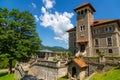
[72,67,76,77]
[81,10,83,15]
[85,9,87,13]
[78,11,80,15]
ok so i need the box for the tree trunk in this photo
[8,59,12,74]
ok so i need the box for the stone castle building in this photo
[67,2,120,56]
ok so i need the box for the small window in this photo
[93,29,99,34]
[85,9,87,13]
[81,10,83,15]
[95,39,99,46]
[107,37,112,45]
[109,49,113,53]
[105,26,113,32]
[105,27,108,32]
[109,26,113,31]
[78,11,80,15]
[96,49,99,53]
[80,25,86,31]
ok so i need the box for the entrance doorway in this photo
[80,44,85,52]
[72,67,76,77]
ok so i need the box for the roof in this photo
[73,58,87,68]
[92,19,120,27]
[67,19,120,32]
[66,27,76,32]
[76,39,88,43]
[36,49,53,53]
[74,2,96,12]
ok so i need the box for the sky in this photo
[0,0,120,49]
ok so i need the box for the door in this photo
[80,44,85,52]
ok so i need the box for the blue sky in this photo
[0,0,120,49]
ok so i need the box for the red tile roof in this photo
[67,19,120,32]
[76,39,88,43]
[73,58,87,68]
[92,19,120,27]
[74,2,96,12]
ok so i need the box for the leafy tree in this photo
[0,8,41,74]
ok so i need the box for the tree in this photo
[0,8,41,74]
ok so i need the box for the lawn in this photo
[90,68,120,80]
[0,72,19,80]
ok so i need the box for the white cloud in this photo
[40,11,74,42]
[39,0,74,43]
[43,0,55,9]
[34,15,39,22]
[41,7,46,13]
[32,2,37,8]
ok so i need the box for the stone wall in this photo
[31,64,68,80]
[85,57,120,76]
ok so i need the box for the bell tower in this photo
[74,3,96,56]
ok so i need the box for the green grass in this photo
[90,68,120,80]
[0,72,19,80]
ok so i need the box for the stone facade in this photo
[31,60,68,80]
[67,2,120,56]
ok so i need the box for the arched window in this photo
[78,11,80,15]
[81,10,83,15]
[85,9,87,13]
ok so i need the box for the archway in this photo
[72,67,76,77]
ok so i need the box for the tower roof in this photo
[74,2,96,12]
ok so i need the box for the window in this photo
[105,26,113,32]
[78,11,80,15]
[81,10,83,15]
[80,25,85,31]
[93,29,99,34]
[95,39,99,46]
[107,37,112,45]
[108,49,113,53]
[85,9,87,13]
[96,49,99,53]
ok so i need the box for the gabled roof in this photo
[74,2,96,12]
[73,58,87,68]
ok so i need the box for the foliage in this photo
[66,51,74,59]
[0,58,16,69]
[53,56,57,61]
[0,72,19,80]
[0,8,41,73]
[90,68,120,80]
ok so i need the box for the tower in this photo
[74,3,96,56]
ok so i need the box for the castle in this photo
[67,2,120,57]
